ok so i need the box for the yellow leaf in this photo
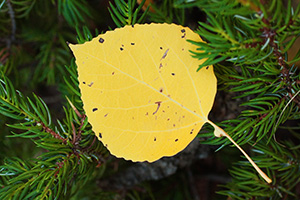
[69,23,271,183]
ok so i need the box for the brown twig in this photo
[41,121,67,144]
[255,11,300,108]
[6,0,16,49]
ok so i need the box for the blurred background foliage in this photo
[0,0,300,199]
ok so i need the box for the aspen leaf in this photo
[69,23,271,183]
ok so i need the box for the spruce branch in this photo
[0,71,108,199]
[109,0,149,27]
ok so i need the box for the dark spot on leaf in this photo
[161,49,169,60]
[167,118,170,121]
[159,88,163,93]
[92,108,98,112]
[160,46,163,50]
[88,82,94,87]
[112,72,115,75]
[99,133,102,138]
[173,124,175,127]
[159,63,163,69]
[175,139,178,142]
[153,101,162,115]
[122,44,124,47]
[162,110,165,112]
[206,66,209,69]
[154,137,156,141]
[131,25,134,28]
[183,115,185,118]
[131,42,135,45]
[182,48,184,51]
[104,113,108,117]
[82,81,86,84]
[99,38,104,43]
[171,73,175,76]
[105,144,108,147]
[190,129,194,134]
[181,29,186,38]
[145,112,148,116]
[120,47,124,51]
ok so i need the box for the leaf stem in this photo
[208,120,272,184]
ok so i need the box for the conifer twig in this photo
[40,121,67,144]
[258,12,300,108]
[6,0,16,48]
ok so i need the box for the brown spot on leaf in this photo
[145,112,148,116]
[153,101,162,115]
[92,108,98,112]
[159,63,163,69]
[88,82,94,87]
[159,88,163,93]
[154,137,156,141]
[190,129,194,134]
[112,72,115,75]
[104,113,108,117]
[173,124,175,127]
[161,49,169,60]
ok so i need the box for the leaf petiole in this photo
[207,120,272,184]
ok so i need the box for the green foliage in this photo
[109,0,149,27]
[0,0,300,199]
[0,71,107,199]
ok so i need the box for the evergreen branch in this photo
[218,139,300,199]
[0,71,108,199]
[108,0,149,27]
[10,0,36,18]
[175,0,254,16]
[146,0,185,25]
[57,0,91,26]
